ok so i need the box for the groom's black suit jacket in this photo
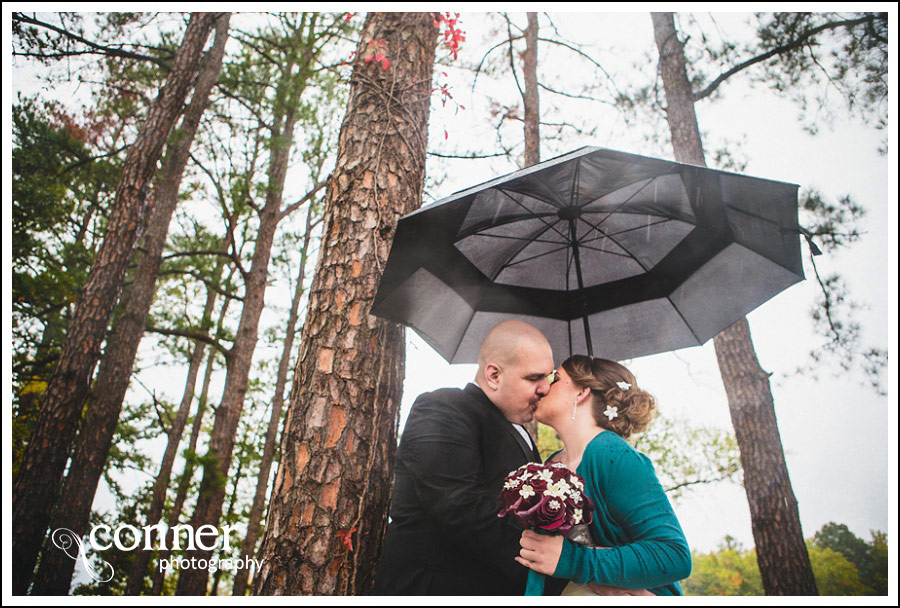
[373,383,540,595]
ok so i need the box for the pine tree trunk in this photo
[521,11,541,445]
[28,16,231,596]
[11,13,220,594]
[174,45,308,595]
[523,12,540,168]
[150,312,226,596]
[253,12,439,596]
[232,207,319,596]
[211,431,251,596]
[651,11,817,595]
[125,259,233,595]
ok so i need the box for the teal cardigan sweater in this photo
[552,431,692,595]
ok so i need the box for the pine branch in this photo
[692,14,876,102]
[13,12,171,67]
[145,324,231,358]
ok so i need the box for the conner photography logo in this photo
[50,522,260,583]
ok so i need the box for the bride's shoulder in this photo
[584,431,648,467]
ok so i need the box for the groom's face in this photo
[492,344,555,425]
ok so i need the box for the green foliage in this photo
[537,415,741,503]
[684,523,888,595]
[813,522,889,595]
[807,543,870,596]
[12,96,123,475]
[684,536,763,595]
[632,416,741,502]
[536,422,563,461]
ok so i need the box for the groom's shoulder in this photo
[412,386,472,409]
[409,385,486,418]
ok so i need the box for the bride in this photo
[515,355,692,596]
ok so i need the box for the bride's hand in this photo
[516,529,564,576]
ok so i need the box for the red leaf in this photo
[381,57,391,70]
[337,527,357,552]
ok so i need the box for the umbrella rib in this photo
[584,175,670,229]
[481,216,566,280]
[503,244,571,268]
[456,212,559,240]
[665,294,705,346]
[497,219,567,269]
[580,217,672,244]
[577,214,653,272]
[498,189,570,242]
[577,243,635,259]
[724,204,781,227]
[464,232,567,245]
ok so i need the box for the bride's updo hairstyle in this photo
[561,355,656,439]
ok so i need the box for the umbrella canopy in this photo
[372,146,804,364]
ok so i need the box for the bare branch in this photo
[537,36,622,97]
[146,324,231,359]
[279,178,328,220]
[428,150,510,159]
[13,12,170,67]
[502,13,525,100]
[157,269,244,302]
[538,82,614,105]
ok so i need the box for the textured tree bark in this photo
[28,15,231,596]
[174,31,311,594]
[651,12,817,595]
[232,206,319,596]
[253,12,439,596]
[11,12,220,595]
[523,12,540,168]
[521,12,541,445]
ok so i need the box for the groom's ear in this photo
[484,362,502,390]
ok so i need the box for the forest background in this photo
[4,7,896,598]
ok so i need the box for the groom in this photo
[373,320,555,595]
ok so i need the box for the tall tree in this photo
[174,13,336,595]
[29,15,232,595]
[522,12,540,167]
[11,13,220,594]
[124,233,235,594]
[231,203,322,596]
[11,97,120,479]
[150,289,233,595]
[254,12,440,595]
[651,11,816,595]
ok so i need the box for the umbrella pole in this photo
[569,219,594,358]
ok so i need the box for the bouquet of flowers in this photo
[498,462,594,534]
[498,462,596,594]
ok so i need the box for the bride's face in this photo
[535,366,577,425]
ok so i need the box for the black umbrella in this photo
[372,146,805,364]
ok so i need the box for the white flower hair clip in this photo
[604,405,618,420]
[616,381,631,390]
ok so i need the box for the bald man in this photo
[374,320,554,595]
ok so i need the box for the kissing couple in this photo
[374,319,691,596]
